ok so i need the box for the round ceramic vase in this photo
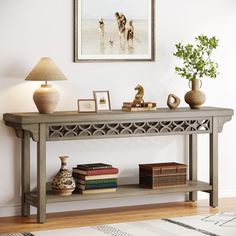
[184,79,206,109]
[51,156,76,196]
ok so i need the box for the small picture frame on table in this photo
[78,99,97,113]
[93,91,111,112]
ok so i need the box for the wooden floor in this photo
[0,198,236,233]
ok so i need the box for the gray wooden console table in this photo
[3,107,233,223]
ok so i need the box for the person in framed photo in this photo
[115,12,127,44]
[127,20,134,47]
[98,17,105,39]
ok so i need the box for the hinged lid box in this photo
[139,162,187,189]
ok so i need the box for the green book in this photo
[76,178,117,185]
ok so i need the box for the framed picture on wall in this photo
[74,0,155,62]
[93,91,111,111]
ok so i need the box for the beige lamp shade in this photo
[25,57,67,114]
[25,57,67,81]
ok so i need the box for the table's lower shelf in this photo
[26,180,212,206]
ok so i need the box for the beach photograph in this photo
[75,0,154,61]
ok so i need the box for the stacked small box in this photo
[72,163,118,194]
[139,162,187,189]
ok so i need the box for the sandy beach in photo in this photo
[81,19,149,55]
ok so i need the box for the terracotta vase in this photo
[51,156,76,196]
[184,79,206,109]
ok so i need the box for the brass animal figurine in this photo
[133,84,144,107]
[167,94,180,109]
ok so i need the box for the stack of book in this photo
[122,102,156,112]
[72,163,119,194]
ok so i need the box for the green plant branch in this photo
[173,35,219,80]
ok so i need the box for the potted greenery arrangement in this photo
[173,35,219,108]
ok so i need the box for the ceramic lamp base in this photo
[33,84,59,114]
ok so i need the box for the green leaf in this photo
[173,34,219,80]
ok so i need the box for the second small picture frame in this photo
[93,91,111,112]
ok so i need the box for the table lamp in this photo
[25,57,67,114]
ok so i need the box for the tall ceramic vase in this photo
[184,79,206,109]
[51,156,76,196]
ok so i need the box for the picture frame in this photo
[93,91,111,111]
[74,0,155,62]
[78,99,97,113]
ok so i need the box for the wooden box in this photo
[139,162,187,189]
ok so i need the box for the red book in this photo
[72,167,119,176]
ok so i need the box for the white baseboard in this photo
[220,186,236,197]
[0,203,21,217]
[1,187,236,218]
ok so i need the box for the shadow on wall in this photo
[0,62,28,80]
[0,120,22,206]
[11,136,21,206]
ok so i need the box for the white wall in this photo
[0,0,235,217]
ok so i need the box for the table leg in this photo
[21,130,30,216]
[189,134,197,201]
[210,117,218,207]
[37,124,47,223]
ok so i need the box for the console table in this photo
[3,107,233,223]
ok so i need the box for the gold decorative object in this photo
[167,94,181,109]
[122,84,156,111]
[133,84,144,107]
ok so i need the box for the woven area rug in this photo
[1,213,236,236]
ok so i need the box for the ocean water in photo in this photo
[81,20,149,55]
